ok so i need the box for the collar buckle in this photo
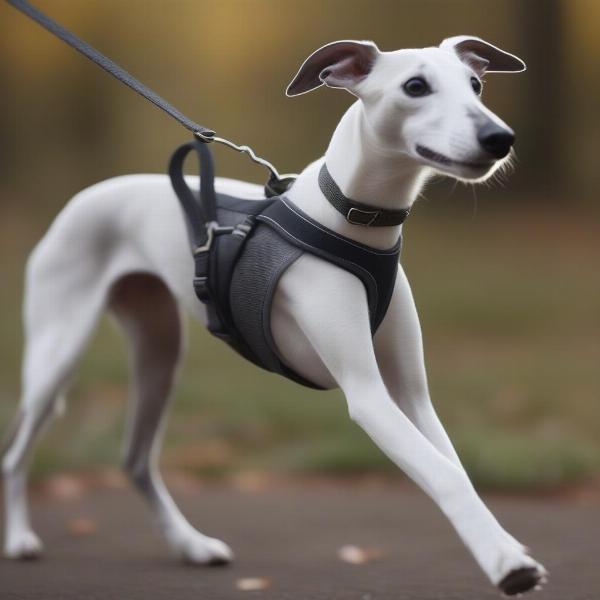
[346,207,380,226]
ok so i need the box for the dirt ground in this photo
[0,475,598,599]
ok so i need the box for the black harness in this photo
[169,140,408,388]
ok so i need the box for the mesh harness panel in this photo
[216,195,401,388]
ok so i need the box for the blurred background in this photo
[0,0,598,491]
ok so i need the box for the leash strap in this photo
[7,0,300,190]
[6,0,215,139]
[318,163,410,226]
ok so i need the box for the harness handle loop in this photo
[168,139,217,251]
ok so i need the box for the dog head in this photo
[286,37,525,181]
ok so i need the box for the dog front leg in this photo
[375,267,507,474]
[375,268,529,550]
[284,259,546,591]
[374,268,466,470]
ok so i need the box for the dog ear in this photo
[440,36,526,75]
[286,40,380,97]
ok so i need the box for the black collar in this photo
[318,163,410,227]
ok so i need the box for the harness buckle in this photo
[193,222,216,255]
[193,276,211,302]
[346,207,380,227]
[193,221,235,255]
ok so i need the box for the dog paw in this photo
[169,529,233,566]
[4,530,44,560]
[202,537,234,566]
[496,555,548,596]
[498,566,547,596]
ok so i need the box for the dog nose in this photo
[477,123,515,159]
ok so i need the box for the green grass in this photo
[1,201,599,490]
[453,428,599,491]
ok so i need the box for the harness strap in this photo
[167,141,267,355]
[168,139,227,312]
[257,198,402,332]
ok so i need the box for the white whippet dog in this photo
[2,36,547,595]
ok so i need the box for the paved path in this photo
[1,479,598,599]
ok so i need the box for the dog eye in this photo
[403,77,431,97]
[471,76,482,95]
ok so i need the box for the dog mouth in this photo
[415,145,495,171]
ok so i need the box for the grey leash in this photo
[5,0,294,189]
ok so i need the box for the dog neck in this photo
[287,101,431,249]
[326,102,429,210]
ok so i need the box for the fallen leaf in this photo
[229,471,271,493]
[44,475,85,501]
[68,518,97,536]
[98,468,128,490]
[236,577,271,591]
[338,544,383,564]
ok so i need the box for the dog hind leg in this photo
[110,273,232,565]
[2,251,107,559]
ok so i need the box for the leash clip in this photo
[194,131,215,143]
[194,131,297,197]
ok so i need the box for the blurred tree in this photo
[562,0,600,202]
[517,0,564,200]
